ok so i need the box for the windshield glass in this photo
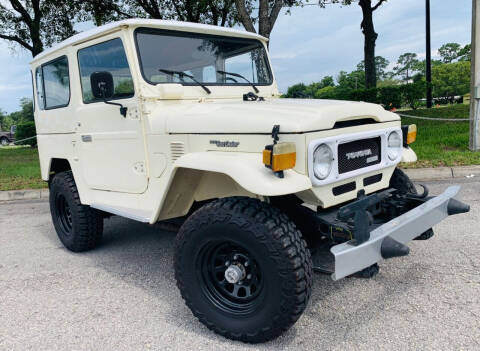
[135,28,272,87]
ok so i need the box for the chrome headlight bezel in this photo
[387,131,402,161]
[313,143,334,180]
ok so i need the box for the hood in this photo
[165,98,400,134]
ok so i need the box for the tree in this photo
[82,0,237,27]
[393,53,420,82]
[235,0,298,46]
[432,61,471,98]
[319,76,335,88]
[325,0,388,88]
[357,56,390,80]
[7,98,34,125]
[458,43,472,62]
[0,109,7,131]
[337,70,366,90]
[438,42,462,63]
[0,0,80,57]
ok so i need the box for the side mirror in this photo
[90,71,128,118]
[90,71,114,99]
[10,125,16,135]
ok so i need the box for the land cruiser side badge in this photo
[210,140,240,148]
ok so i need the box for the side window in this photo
[35,67,45,110]
[78,38,134,103]
[43,56,70,108]
[35,56,70,110]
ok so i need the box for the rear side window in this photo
[78,38,134,103]
[35,68,45,110]
[35,56,70,110]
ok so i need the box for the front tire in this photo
[174,197,313,343]
[49,171,103,252]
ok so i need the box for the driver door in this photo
[75,37,147,194]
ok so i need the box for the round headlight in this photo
[313,144,334,180]
[387,131,402,161]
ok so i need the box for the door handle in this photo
[81,135,92,142]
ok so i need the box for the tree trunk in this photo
[30,22,43,57]
[359,0,378,88]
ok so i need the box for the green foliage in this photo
[0,98,34,132]
[432,61,471,98]
[314,86,337,99]
[393,53,420,81]
[357,56,390,80]
[401,81,426,109]
[337,70,365,90]
[15,122,37,146]
[438,42,471,63]
[438,43,462,63]
[378,86,402,109]
[284,83,310,98]
[0,109,7,131]
[459,44,472,62]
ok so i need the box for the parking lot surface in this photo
[1,179,479,350]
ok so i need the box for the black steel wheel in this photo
[55,193,73,235]
[174,197,313,343]
[198,241,264,315]
[49,171,103,252]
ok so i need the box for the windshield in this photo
[135,28,273,87]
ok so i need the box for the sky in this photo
[0,0,472,113]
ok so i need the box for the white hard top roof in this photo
[32,19,267,63]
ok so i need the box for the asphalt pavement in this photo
[1,179,479,350]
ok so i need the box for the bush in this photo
[314,86,337,99]
[378,86,403,109]
[402,81,426,109]
[15,121,37,146]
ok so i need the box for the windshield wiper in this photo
[159,69,211,94]
[217,70,259,93]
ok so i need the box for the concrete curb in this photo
[0,188,49,202]
[1,165,480,202]
[403,165,480,181]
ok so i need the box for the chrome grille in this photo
[338,137,381,174]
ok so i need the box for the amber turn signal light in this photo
[406,124,417,145]
[263,142,296,172]
[402,124,417,145]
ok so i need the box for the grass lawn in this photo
[0,147,46,191]
[399,104,478,168]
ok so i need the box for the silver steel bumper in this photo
[330,186,461,281]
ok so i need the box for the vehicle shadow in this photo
[63,214,429,349]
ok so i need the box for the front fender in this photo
[401,147,417,163]
[174,152,312,197]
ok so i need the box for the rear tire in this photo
[49,171,103,252]
[174,197,313,343]
[0,137,8,146]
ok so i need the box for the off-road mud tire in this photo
[49,171,103,252]
[174,197,313,343]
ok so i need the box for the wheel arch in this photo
[47,158,72,182]
[152,152,312,222]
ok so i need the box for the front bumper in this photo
[330,186,468,280]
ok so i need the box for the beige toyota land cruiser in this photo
[31,19,469,343]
